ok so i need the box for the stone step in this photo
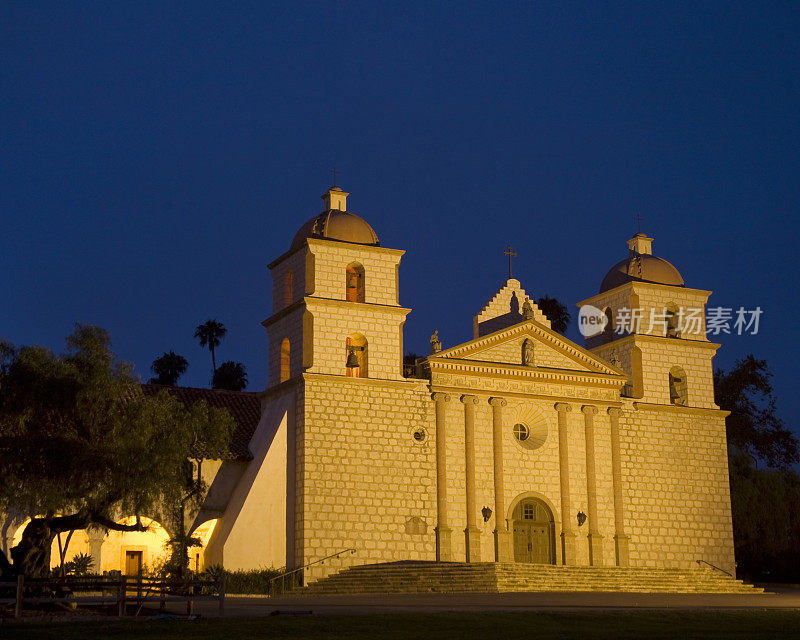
[296,562,764,596]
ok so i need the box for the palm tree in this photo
[536,296,571,334]
[194,320,227,374]
[150,351,189,386]
[212,361,248,391]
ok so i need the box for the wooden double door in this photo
[512,499,555,564]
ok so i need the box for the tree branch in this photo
[90,513,148,532]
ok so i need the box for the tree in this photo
[536,296,570,334]
[194,320,227,375]
[150,351,189,386]
[0,325,235,578]
[714,354,798,468]
[715,356,800,581]
[212,361,248,391]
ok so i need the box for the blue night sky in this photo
[2,3,798,431]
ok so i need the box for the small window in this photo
[346,263,365,303]
[284,270,294,308]
[280,338,291,382]
[413,428,426,442]
[522,502,536,520]
[669,366,688,406]
[513,423,529,442]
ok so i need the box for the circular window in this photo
[508,405,549,451]
[413,428,427,442]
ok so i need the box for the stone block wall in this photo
[619,404,735,573]
[299,376,435,580]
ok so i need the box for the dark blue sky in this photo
[2,2,798,429]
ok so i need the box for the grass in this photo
[3,610,800,640]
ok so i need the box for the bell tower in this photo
[263,187,410,386]
[577,233,719,409]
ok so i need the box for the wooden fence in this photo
[0,574,226,618]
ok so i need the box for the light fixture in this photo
[577,511,587,527]
[482,506,493,522]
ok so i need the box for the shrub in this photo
[202,566,287,594]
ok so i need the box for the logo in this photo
[578,304,607,338]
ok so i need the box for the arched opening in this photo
[284,270,294,308]
[602,307,614,341]
[669,366,688,406]
[11,516,170,576]
[280,338,291,382]
[345,333,368,378]
[512,498,555,564]
[665,303,681,338]
[346,263,365,303]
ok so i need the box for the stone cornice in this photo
[306,237,405,257]
[303,372,427,391]
[589,333,721,351]
[428,357,627,388]
[632,401,730,418]
[262,296,410,329]
[577,281,712,307]
[304,296,411,316]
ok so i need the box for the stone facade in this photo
[197,188,736,579]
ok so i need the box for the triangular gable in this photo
[432,319,625,376]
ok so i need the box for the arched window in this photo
[345,333,368,378]
[602,307,614,341]
[346,263,365,303]
[280,338,291,382]
[284,270,294,308]
[665,303,680,338]
[669,366,688,406]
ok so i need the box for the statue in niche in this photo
[522,298,535,321]
[522,338,535,366]
[430,330,442,354]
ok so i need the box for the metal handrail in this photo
[696,559,733,577]
[269,547,356,596]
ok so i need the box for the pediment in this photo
[430,320,624,377]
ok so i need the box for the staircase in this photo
[298,562,764,595]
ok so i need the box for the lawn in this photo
[3,610,800,640]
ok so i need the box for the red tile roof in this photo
[141,384,261,461]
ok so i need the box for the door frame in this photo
[507,491,560,565]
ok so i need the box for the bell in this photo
[346,349,360,368]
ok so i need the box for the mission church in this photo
[3,186,736,582]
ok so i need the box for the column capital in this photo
[488,397,507,407]
[431,392,450,403]
[460,394,479,405]
[607,406,622,417]
[554,402,572,413]
[581,405,598,416]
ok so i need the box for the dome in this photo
[290,188,380,250]
[599,234,685,292]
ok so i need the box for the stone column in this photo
[608,407,629,566]
[489,397,512,562]
[433,392,452,562]
[461,394,481,562]
[555,402,575,565]
[87,528,106,574]
[582,405,603,566]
